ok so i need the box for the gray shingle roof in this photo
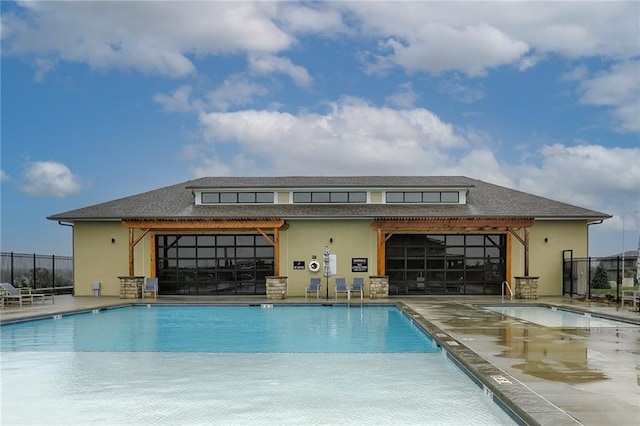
[48,176,610,221]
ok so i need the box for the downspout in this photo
[587,220,604,257]
[586,220,604,300]
[58,221,75,295]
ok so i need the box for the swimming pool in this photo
[484,305,640,328]
[1,305,516,425]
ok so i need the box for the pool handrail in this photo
[501,280,513,303]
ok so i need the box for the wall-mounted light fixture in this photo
[111,238,116,244]
[329,237,333,243]
[544,237,549,243]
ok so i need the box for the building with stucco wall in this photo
[48,176,610,298]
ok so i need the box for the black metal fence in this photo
[0,252,73,294]
[562,250,637,302]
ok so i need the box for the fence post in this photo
[52,254,56,290]
[587,257,592,300]
[10,252,14,285]
[616,256,621,304]
[33,253,37,290]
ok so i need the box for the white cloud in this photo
[2,2,293,78]
[248,53,312,87]
[190,98,638,230]
[516,144,640,215]
[518,54,544,71]
[4,1,638,81]
[21,161,82,197]
[343,2,639,69]
[190,154,260,178]
[561,65,589,82]
[155,77,269,114]
[154,85,199,113]
[0,170,9,182]
[207,76,269,112]
[381,23,529,77]
[278,2,347,34]
[385,82,418,108]
[32,57,56,82]
[195,97,467,175]
[577,61,640,133]
[439,78,484,104]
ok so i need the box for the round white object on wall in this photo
[309,260,320,272]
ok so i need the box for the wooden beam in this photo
[507,227,531,277]
[506,232,512,296]
[255,228,276,246]
[150,232,156,278]
[507,227,526,246]
[524,227,530,276]
[377,228,386,275]
[372,217,534,229]
[128,228,134,276]
[132,228,150,247]
[123,218,286,230]
[126,228,151,277]
[273,228,280,276]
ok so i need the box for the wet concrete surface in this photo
[405,298,640,426]
[2,295,639,425]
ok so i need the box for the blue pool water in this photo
[1,305,438,353]
[1,305,516,425]
[485,305,640,328]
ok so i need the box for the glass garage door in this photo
[386,234,506,295]
[156,234,274,295]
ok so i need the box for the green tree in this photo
[591,263,610,289]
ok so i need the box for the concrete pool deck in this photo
[2,295,639,426]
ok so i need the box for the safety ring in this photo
[309,260,320,272]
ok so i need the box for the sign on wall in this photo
[293,261,305,270]
[352,257,368,273]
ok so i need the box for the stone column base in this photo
[118,276,145,299]
[515,276,539,299]
[266,276,287,299]
[369,276,388,299]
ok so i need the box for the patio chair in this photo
[305,278,322,299]
[334,277,349,300]
[349,277,364,301]
[621,289,639,311]
[141,278,159,299]
[0,282,45,306]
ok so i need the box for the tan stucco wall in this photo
[370,191,383,203]
[74,222,128,296]
[509,220,588,296]
[72,218,589,298]
[74,222,152,296]
[280,220,376,297]
[277,192,289,204]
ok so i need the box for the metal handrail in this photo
[501,280,513,303]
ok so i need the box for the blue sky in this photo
[1,1,639,257]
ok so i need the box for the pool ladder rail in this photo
[501,281,513,303]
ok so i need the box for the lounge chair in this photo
[621,290,639,311]
[0,282,45,306]
[334,277,349,300]
[306,278,321,299]
[349,277,364,301]
[142,277,159,299]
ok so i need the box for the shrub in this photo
[591,263,610,289]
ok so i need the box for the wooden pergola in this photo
[371,216,535,277]
[122,218,287,276]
